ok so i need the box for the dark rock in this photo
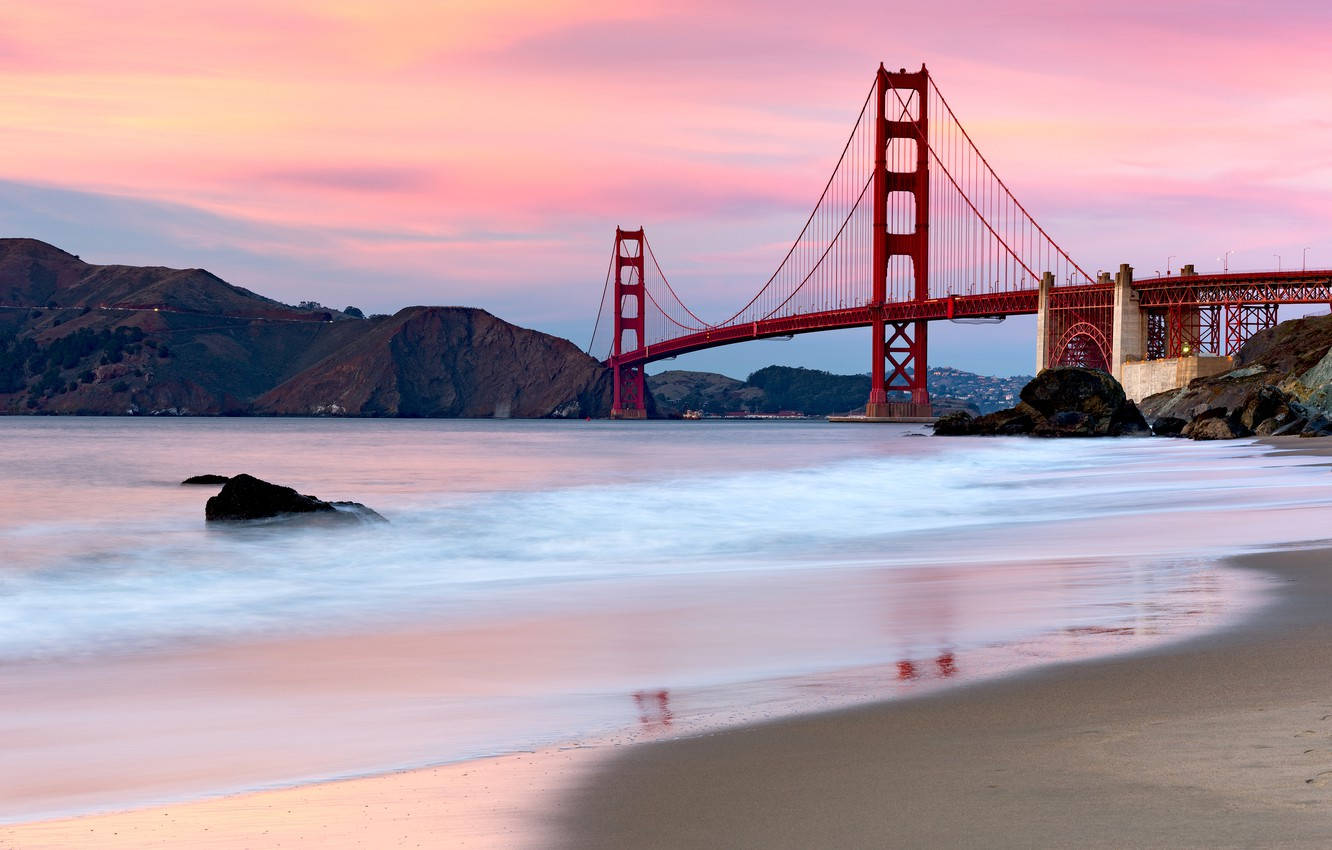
[1184,417,1240,440]
[939,368,1146,438]
[1151,416,1188,437]
[1020,368,1122,424]
[1258,416,1307,437]
[1300,415,1332,438]
[328,501,388,522]
[1109,401,1152,436]
[204,473,384,523]
[931,410,976,435]
[971,402,1040,436]
[1234,385,1290,432]
[181,474,230,485]
[1052,410,1090,429]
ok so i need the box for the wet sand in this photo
[3,547,1327,849]
[555,545,1332,849]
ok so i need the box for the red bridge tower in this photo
[610,227,647,419]
[867,64,931,418]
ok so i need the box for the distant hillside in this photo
[0,237,324,320]
[0,239,612,417]
[648,365,1028,417]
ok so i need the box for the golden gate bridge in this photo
[588,64,1332,418]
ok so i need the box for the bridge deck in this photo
[613,271,1332,368]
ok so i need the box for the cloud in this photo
[253,166,439,193]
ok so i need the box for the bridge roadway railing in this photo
[607,269,1332,369]
[609,288,1044,367]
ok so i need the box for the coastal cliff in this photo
[0,239,612,417]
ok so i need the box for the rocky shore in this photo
[937,314,1332,441]
[933,367,1149,437]
[1139,314,1332,439]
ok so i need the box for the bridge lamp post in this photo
[1218,250,1234,273]
[1167,255,1175,275]
[1304,247,1311,272]
[1275,254,1282,272]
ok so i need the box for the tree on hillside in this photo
[745,365,872,416]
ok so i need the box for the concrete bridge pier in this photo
[1034,271,1052,372]
[1110,263,1144,383]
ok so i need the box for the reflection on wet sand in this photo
[633,690,673,730]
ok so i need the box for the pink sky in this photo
[3,0,1330,375]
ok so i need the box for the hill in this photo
[0,239,612,417]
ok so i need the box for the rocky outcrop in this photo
[204,473,384,522]
[1139,314,1332,439]
[181,474,230,485]
[933,368,1149,437]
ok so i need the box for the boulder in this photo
[932,410,976,435]
[1186,418,1240,441]
[936,368,1147,438]
[204,473,385,522]
[1020,368,1123,420]
[1233,384,1290,432]
[1300,414,1332,438]
[970,402,1041,436]
[181,474,230,485]
[1151,416,1188,437]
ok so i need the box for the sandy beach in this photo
[556,544,1332,848]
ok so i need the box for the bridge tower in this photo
[610,227,648,418]
[866,64,931,419]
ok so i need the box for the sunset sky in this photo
[3,0,1330,376]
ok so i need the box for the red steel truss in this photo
[589,66,1332,417]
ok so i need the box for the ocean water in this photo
[3,418,1332,818]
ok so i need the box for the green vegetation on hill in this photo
[745,366,870,415]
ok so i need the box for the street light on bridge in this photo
[1305,247,1312,272]
[1275,254,1282,272]
[1167,255,1175,275]
[1218,250,1234,273]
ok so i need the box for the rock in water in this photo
[181,474,230,485]
[935,368,1148,437]
[932,410,977,435]
[204,473,384,522]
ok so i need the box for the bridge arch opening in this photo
[1053,322,1110,372]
